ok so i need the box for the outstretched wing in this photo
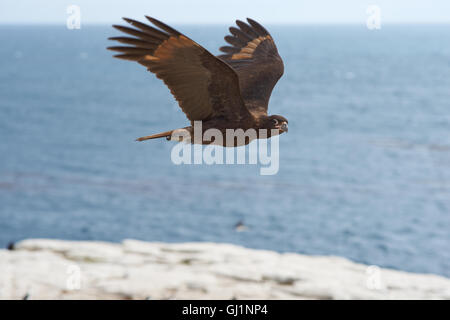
[108,16,251,122]
[218,18,284,115]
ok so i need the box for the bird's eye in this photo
[272,119,279,126]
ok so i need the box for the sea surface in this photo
[0,24,449,277]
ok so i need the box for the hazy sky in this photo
[1,0,449,24]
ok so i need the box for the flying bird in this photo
[108,16,287,147]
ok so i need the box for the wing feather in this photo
[219,46,241,54]
[109,17,251,122]
[108,37,159,49]
[218,18,284,115]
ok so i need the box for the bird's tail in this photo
[136,130,173,142]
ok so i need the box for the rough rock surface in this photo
[0,239,449,299]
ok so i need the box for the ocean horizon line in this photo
[1,22,450,27]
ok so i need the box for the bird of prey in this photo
[108,16,287,147]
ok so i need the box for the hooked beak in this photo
[280,122,288,133]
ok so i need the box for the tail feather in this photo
[136,130,173,142]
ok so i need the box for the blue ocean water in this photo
[0,24,449,277]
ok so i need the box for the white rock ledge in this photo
[0,239,449,300]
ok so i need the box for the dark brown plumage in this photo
[108,16,288,147]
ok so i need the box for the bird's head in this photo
[264,115,288,134]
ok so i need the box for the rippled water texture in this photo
[0,25,449,277]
